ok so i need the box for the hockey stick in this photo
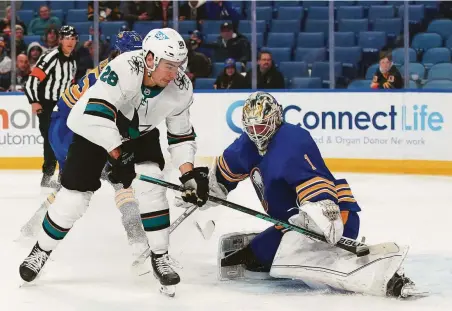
[135,174,370,257]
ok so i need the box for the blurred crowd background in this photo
[1,0,452,92]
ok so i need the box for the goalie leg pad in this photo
[218,232,259,280]
[269,231,409,297]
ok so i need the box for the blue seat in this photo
[290,77,322,89]
[423,80,452,89]
[365,63,379,79]
[100,22,128,37]
[70,22,92,34]
[206,34,219,43]
[167,20,197,35]
[75,1,89,9]
[22,1,47,11]
[195,78,216,89]
[427,63,452,81]
[271,20,300,33]
[411,33,442,52]
[407,80,418,89]
[347,80,373,89]
[294,47,327,65]
[50,2,75,11]
[358,31,386,52]
[398,5,425,24]
[445,35,452,49]
[304,19,329,34]
[335,46,362,67]
[51,9,64,22]
[302,1,328,8]
[66,9,88,23]
[279,61,309,79]
[23,35,42,45]
[274,1,302,8]
[355,1,385,7]
[267,33,295,48]
[311,62,343,85]
[307,6,329,20]
[212,63,225,78]
[400,63,426,80]
[238,20,266,34]
[337,6,364,20]
[256,7,273,20]
[368,5,395,22]
[242,33,264,48]
[202,20,232,34]
[392,47,417,65]
[427,19,452,40]
[422,48,451,69]
[338,19,369,33]
[373,18,402,38]
[297,32,325,48]
[277,6,304,20]
[133,21,164,37]
[334,1,357,7]
[17,10,35,25]
[415,1,439,10]
[261,47,292,63]
[331,32,355,47]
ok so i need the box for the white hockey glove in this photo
[288,200,343,245]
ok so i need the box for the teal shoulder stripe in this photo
[85,103,115,121]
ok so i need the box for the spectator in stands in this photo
[0,53,30,92]
[88,1,123,21]
[205,1,240,21]
[214,58,247,90]
[0,5,27,36]
[371,53,403,89]
[188,30,212,58]
[0,38,12,75]
[180,1,208,23]
[148,1,173,27]
[28,5,62,36]
[123,1,154,29]
[7,25,28,56]
[185,38,212,83]
[27,42,43,69]
[76,39,109,81]
[42,26,59,52]
[245,51,285,89]
[212,22,250,64]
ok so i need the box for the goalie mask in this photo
[242,92,283,155]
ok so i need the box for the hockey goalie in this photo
[203,92,426,299]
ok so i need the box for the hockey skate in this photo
[151,251,181,297]
[19,242,51,282]
[386,268,428,299]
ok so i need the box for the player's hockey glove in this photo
[179,167,209,207]
[107,149,136,189]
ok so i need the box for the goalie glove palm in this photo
[179,167,209,207]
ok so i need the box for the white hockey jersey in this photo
[67,50,196,169]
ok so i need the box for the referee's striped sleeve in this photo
[24,50,58,103]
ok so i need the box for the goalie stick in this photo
[135,174,370,257]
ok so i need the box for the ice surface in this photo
[1,170,451,311]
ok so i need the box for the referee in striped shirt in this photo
[25,25,78,188]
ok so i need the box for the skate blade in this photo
[159,285,176,297]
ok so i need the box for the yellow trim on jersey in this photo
[296,177,337,204]
[217,156,248,183]
[335,183,357,203]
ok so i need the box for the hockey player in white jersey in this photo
[19,28,209,297]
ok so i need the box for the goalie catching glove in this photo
[179,167,210,207]
[107,147,136,189]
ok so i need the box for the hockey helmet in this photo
[142,28,188,73]
[59,25,78,40]
[242,92,283,155]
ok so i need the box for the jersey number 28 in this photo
[99,66,119,86]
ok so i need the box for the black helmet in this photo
[59,25,78,39]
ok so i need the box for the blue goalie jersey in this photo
[216,123,361,223]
